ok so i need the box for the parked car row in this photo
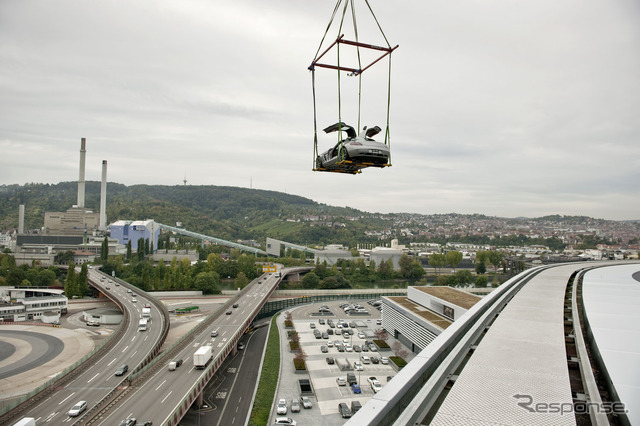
[275,395,313,418]
[337,400,362,418]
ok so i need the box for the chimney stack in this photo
[100,160,107,230]
[18,204,25,234]
[77,138,86,208]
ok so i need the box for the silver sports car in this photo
[316,122,390,173]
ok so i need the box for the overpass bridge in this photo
[79,268,288,426]
[1,269,169,425]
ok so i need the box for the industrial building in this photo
[109,219,160,252]
[11,139,116,265]
[0,287,68,322]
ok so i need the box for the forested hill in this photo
[1,183,637,248]
[0,182,369,242]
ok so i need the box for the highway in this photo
[16,270,166,424]
[93,271,281,426]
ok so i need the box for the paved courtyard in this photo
[270,299,415,425]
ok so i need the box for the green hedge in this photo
[390,356,407,369]
[374,339,390,349]
[248,313,280,426]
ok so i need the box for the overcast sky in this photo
[1,0,639,221]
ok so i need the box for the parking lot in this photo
[271,299,414,425]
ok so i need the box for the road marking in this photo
[161,391,173,403]
[87,373,100,383]
[107,358,117,366]
[131,336,136,342]
[122,345,129,353]
[44,412,57,423]
[155,380,166,391]
[58,392,75,405]
[130,350,138,359]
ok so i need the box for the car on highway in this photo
[351,383,362,394]
[238,342,245,350]
[131,298,137,303]
[115,364,128,376]
[274,417,297,425]
[300,396,313,409]
[336,377,347,386]
[168,359,183,371]
[226,310,232,315]
[105,286,111,290]
[211,330,218,337]
[118,419,136,426]
[277,398,288,415]
[233,303,239,308]
[68,400,87,417]
[291,398,301,413]
[368,376,383,393]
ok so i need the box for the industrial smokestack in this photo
[77,138,86,208]
[100,160,107,230]
[18,204,25,234]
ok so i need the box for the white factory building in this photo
[0,287,68,322]
[109,219,160,252]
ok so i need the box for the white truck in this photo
[193,346,213,369]
[13,418,36,426]
[138,318,148,332]
[141,307,151,318]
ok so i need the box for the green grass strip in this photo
[248,312,281,426]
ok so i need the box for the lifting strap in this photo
[311,0,396,170]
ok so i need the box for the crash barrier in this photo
[0,284,130,423]
[347,264,554,426]
[74,274,171,426]
[573,265,632,426]
[0,321,61,328]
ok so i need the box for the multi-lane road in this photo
[94,271,280,426]
[18,270,166,424]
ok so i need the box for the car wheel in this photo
[339,147,349,162]
[316,156,323,168]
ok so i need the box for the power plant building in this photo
[43,207,99,235]
[110,220,160,251]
